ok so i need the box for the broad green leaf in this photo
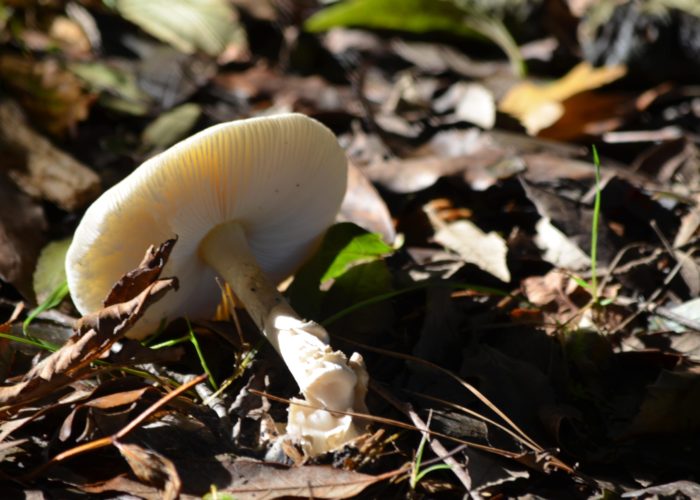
[305,0,524,76]
[142,103,201,151]
[114,0,245,56]
[288,222,393,318]
[321,228,393,283]
[33,238,71,304]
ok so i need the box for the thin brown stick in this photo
[331,335,542,451]
[251,388,536,462]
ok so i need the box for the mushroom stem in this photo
[199,220,361,414]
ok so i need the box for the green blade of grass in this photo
[23,280,69,336]
[186,319,218,390]
[591,145,602,303]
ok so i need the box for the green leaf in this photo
[23,281,69,337]
[288,222,393,318]
[141,103,201,151]
[69,62,151,115]
[321,227,393,282]
[33,238,71,304]
[570,274,592,291]
[114,0,245,56]
[305,0,524,76]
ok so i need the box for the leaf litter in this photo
[3,0,700,498]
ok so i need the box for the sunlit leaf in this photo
[33,238,71,305]
[499,62,626,135]
[432,219,511,282]
[305,0,524,75]
[141,103,202,151]
[288,223,393,318]
[114,0,244,56]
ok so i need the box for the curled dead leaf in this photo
[114,441,181,500]
[0,240,178,413]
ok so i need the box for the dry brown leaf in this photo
[361,129,508,193]
[538,90,631,141]
[213,64,357,113]
[534,217,591,270]
[425,202,510,282]
[340,163,396,244]
[0,240,178,413]
[103,238,177,306]
[521,269,575,307]
[114,441,181,500]
[620,369,700,438]
[0,55,94,136]
[433,220,510,282]
[0,174,47,300]
[78,475,164,500]
[0,100,100,212]
[58,387,157,442]
[499,62,627,135]
[216,459,382,499]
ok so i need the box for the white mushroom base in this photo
[269,313,369,455]
[200,221,369,455]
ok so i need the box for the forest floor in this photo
[2,1,700,498]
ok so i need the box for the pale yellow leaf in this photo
[499,62,626,135]
[433,220,511,282]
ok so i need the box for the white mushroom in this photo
[65,113,368,454]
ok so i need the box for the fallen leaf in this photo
[114,441,181,500]
[622,480,700,499]
[340,163,396,245]
[0,100,101,212]
[59,387,157,443]
[459,344,556,441]
[520,177,618,265]
[425,203,510,282]
[0,240,178,412]
[213,459,382,500]
[214,64,357,114]
[141,103,202,152]
[103,238,177,306]
[0,55,94,136]
[499,62,626,135]
[433,81,496,129]
[0,174,47,300]
[33,238,71,304]
[360,129,510,193]
[391,39,509,79]
[675,249,700,297]
[78,475,164,499]
[674,194,700,248]
[521,269,576,307]
[534,217,591,270]
[132,43,217,109]
[434,220,510,282]
[620,369,700,437]
[115,0,245,57]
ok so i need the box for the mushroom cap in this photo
[66,113,347,337]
